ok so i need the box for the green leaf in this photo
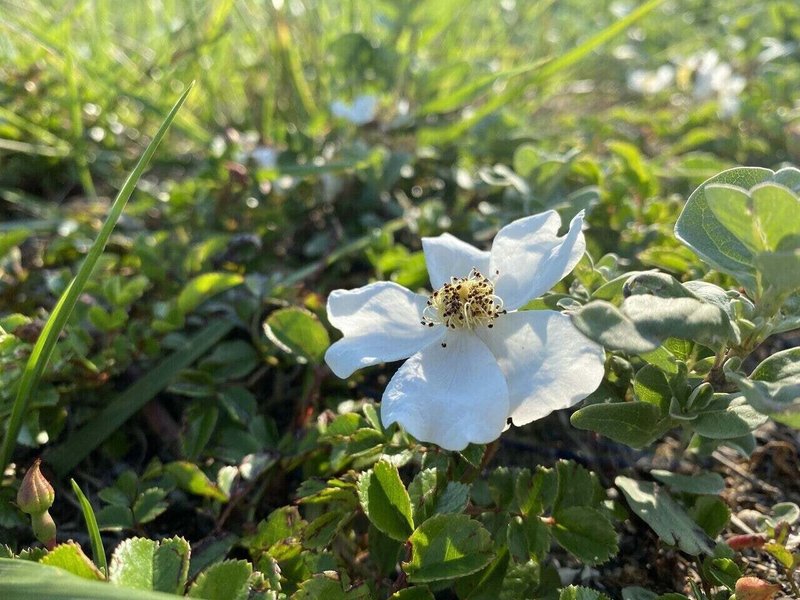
[263,307,330,365]
[633,365,673,411]
[389,587,436,600]
[707,558,742,590]
[675,167,800,295]
[650,470,725,495]
[751,182,800,252]
[570,301,660,354]
[559,586,612,600]
[403,514,494,583]
[188,560,254,599]
[109,537,190,594]
[689,497,730,538]
[570,402,671,448]
[434,482,471,515]
[0,228,31,259]
[764,542,794,568]
[409,468,439,526]
[40,542,104,580]
[453,550,510,600]
[164,462,229,502]
[0,558,182,600]
[0,83,194,472]
[725,348,800,427]
[692,396,769,439]
[675,167,774,292]
[291,571,370,599]
[551,507,618,565]
[615,477,713,555]
[176,272,244,314]
[357,460,414,541]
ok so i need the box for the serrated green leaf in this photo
[615,477,713,555]
[650,470,725,495]
[434,482,471,515]
[403,514,494,583]
[554,461,604,512]
[40,542,104,580]
[188,560,253,599]
[408,468,439,526]
[176,272,244,314]
[110,538,157,590]
[357,460,414,541]
[152,537,190,595]
[263,307,330,364]
[551,507,618,565]
[559,585,612,600]
[108,537,190,594]
[570,402,671,448]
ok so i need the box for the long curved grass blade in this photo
[0,82,195,473]
[70,479,107,578]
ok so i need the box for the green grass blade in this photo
[531,0,668,83]
[47,317,233,477]
[70,479,107,578]
[0,82,195,473]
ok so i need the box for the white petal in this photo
[489,210,586,310]
[476,310,605,426]
[422,233,490,289]
[381,329,509,451]
[325,282,444,378]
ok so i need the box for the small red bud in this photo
[16,459,54,515]
[726,533,767,550]
[735,576,781,600]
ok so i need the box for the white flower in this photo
[627,65,675,95]
[330,95,378,125]
[324,210,606,451]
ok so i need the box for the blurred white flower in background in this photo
[330,94,378,125]
[685,50,746,117]
[324,210,606,451]
[627,65,675,95]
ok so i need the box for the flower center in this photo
[421,268,505,330]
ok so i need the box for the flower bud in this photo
[735,576,781,600]
[31,510,57,550]
[16,459,54,515]
[726,533,766,551]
